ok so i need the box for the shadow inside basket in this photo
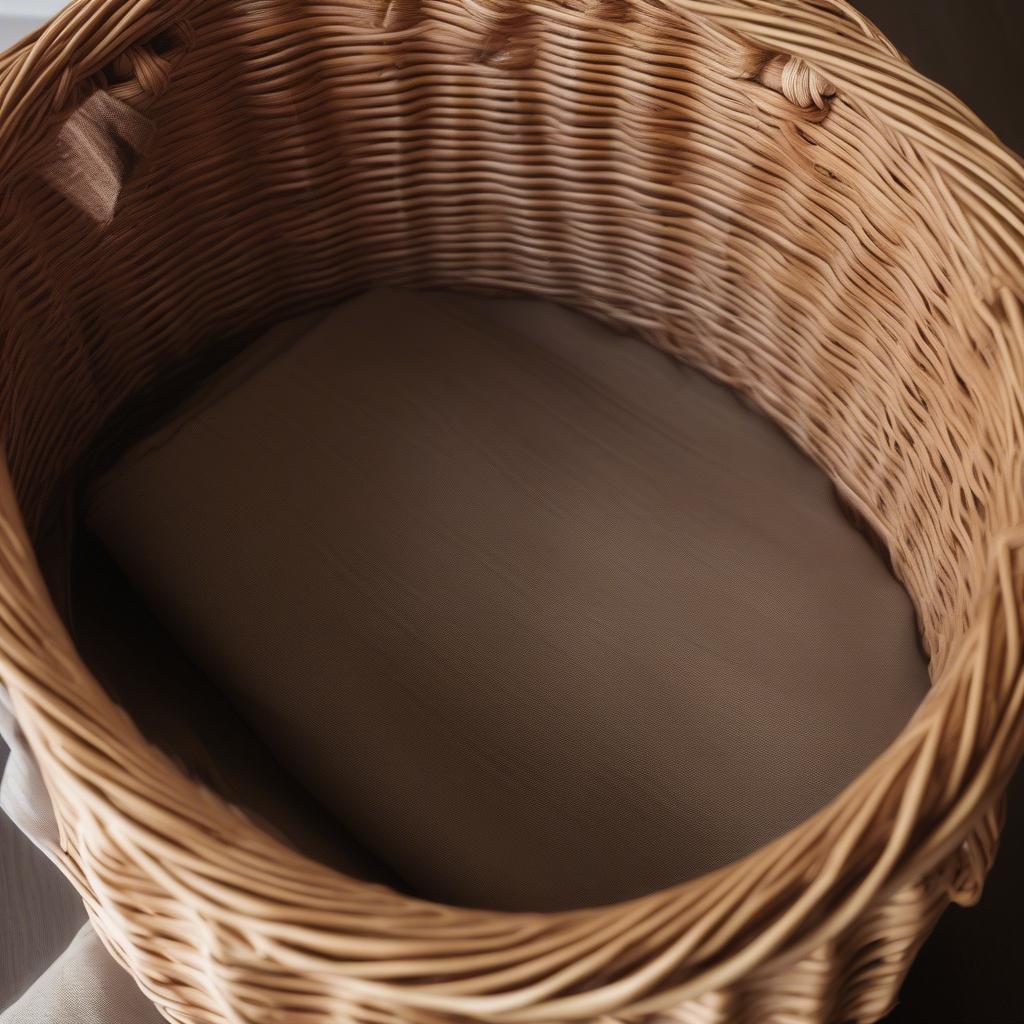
[36,286,932,916]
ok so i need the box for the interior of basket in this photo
[0,0,1010,910]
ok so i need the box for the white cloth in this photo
[1,925,164,1024]
[0,690,164,1022]
[0,688,58,861]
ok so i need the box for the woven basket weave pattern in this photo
[1,1,1023,1021]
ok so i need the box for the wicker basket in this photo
[1,0,1023,1021]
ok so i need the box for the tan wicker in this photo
[1,0,1023,1021]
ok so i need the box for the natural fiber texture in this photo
[0,1,1022,1022]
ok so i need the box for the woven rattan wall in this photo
[0,1,1023,1021]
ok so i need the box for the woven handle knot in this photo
[757,54,836,111]
[106,20,194,108]
[52,19,194,114]
[110,44,173,100]
[709,30,837,118]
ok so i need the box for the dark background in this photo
[854,1,1022,155]
[843,2,1023,1022]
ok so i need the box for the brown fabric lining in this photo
[85,289,929,912]
[33,520,402,889]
